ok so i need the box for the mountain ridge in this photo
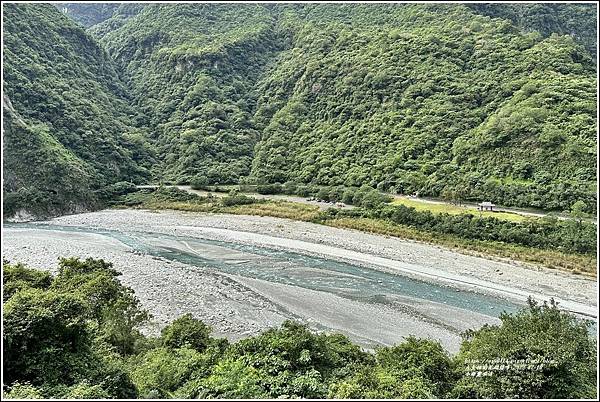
[3,3,597,217]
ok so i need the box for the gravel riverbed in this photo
[3,209,596,352]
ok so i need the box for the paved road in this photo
[137,185,596,223]
[393,195,597,224]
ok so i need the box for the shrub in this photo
[3,382,44,399]
[450,298,597,399]
[3,262,53,301]
[154,187,201,202]
[221,194,256,207]
[161,313,212,352]
[341,187,357,204]
[102,181,137,198]
[316,187,330,201]
[283,181,298,195]
[296,185,311,197]
[256,183,283,195]
[190,175,209,190]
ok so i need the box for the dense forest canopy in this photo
[248,4,596,212]
[92,4,284,184]
[466,3,598,59]
[2,3,153,217]
[3,3,598,217]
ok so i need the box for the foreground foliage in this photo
[3,259,595,399]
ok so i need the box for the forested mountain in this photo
[248,4,597,212]
[3,3,597,217]
[2,4,152,217]
[54,3,120,27]
[91,4,283,184]
[466,3,597,59]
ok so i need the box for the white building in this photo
[477,201,496,212]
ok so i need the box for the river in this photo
[2,210,596,352]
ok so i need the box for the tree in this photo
[3,261,52,301]
[209,320,370,398]
[451,298,597,399]
[316,187,330,201]
[190,174,209,190]
[192,358,267,399]
[2,259,140,398]
[4,260,597,399]
[64,382,111,399]
[341,187,357,204]
[441,184,465,206]
[570,200,588,224]
[129,347,211,398]
[3,382,44,399]
[328,364,437,399]
[51,257,149,355]
[161,313,212,352]
[3,289,92,386]
[376,337,455,396]
[283,180,298,195]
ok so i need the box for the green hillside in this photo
[3,97,97,218]
[54,3,120,27]
[249,4,596,212]
[91,4,282,184]
[2,4,152,218]
[94,3,596,212]
[466,3,597,59]
[3,3,597,217]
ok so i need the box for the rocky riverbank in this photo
[3,209,596,352]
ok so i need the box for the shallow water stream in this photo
[7,222,523,317]
[6,220,596,350]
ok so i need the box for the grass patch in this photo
[113,188,596,277]
[391,197,527,222]
[116,188,320,221]
[222,201,320,221]
[140,200,215,213]
[325,217,596,276]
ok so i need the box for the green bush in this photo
[450,298,597,399]
[220,193,257,207]
[341,187,357,204]
[161,314,212,352]
[295,185,313,197]
[316,187,331,201]
[256,183,283,195]
[3,260,597,399]
[190,175,209,190]
[283,181,298,195]
[153,187,201,202]
[3,262,53,301]
[331,202,596,255]
[3,382,44,399]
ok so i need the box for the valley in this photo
[3,3,597,219]
[3,209,596,354]
[1,2,598,399]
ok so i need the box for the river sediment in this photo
[2,209,596,352]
